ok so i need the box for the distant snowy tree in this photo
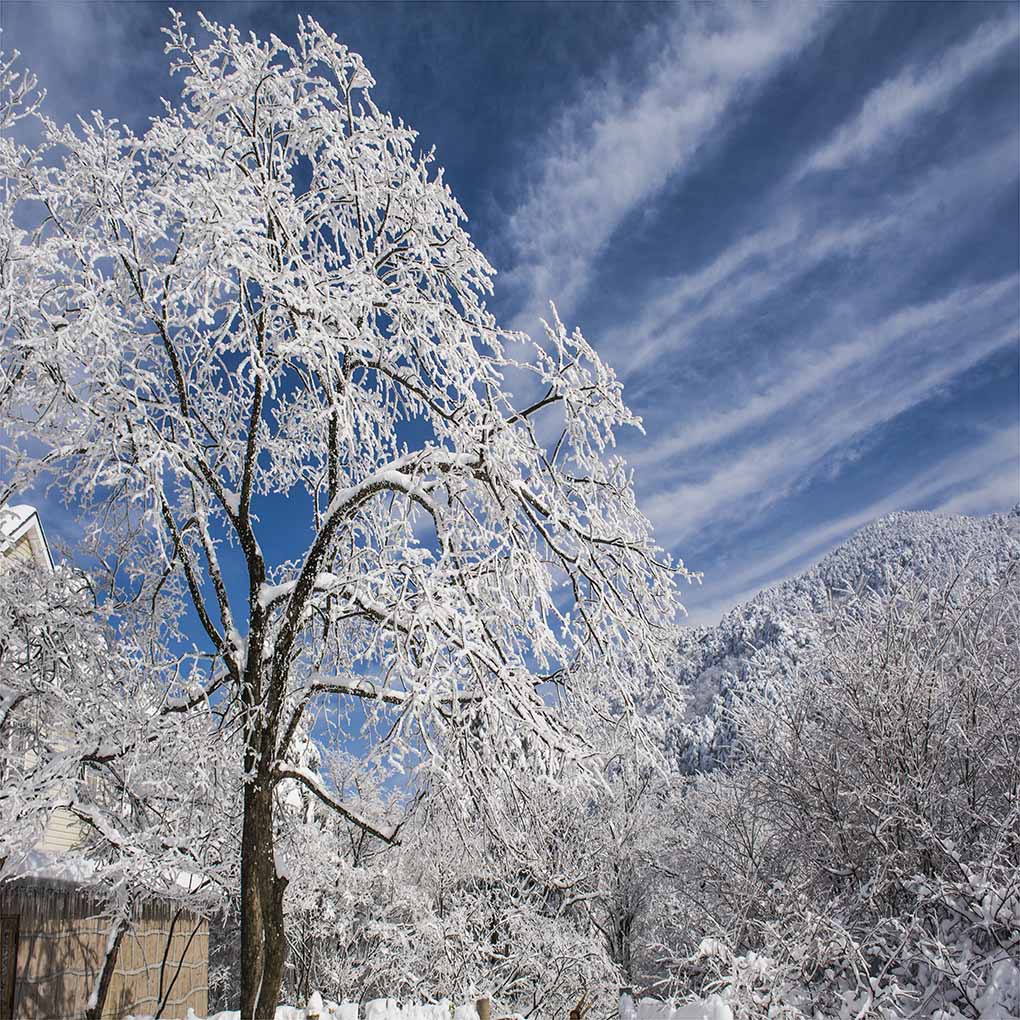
[0,15,685,1015]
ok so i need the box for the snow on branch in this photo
[273,765,399,844]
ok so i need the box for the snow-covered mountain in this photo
[668,507,1020,772]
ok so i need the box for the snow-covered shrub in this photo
[0,557,234,898]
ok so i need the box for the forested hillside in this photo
[668,508,1020,771]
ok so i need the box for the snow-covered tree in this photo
[0,554,234,1017]
[487,733,678,1002]
[404,773,615,1018]
[0,15,685,1014]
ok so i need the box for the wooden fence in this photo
[0,878,208,1020]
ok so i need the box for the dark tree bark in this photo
[84,914,129,1020]
[239,665,291,1020]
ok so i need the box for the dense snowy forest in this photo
[0,12,1017,1020]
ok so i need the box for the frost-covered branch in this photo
[273,765,399,845]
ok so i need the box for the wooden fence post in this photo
[476,996,491,1020]
[618,986,635,1020]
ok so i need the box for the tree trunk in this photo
[255,866,289,1020]
[240,752,290,1020]
[240,778,265,1020]
[84,914,129,1020]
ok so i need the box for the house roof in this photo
[0,503,54,570]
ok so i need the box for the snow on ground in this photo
[155,1001,480,1020]
[632,994,731,1020]
[137,994,727,1020]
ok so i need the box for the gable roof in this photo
[0,503,54,571]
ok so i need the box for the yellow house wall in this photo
[6,534,36,566]
[36,808,85,856]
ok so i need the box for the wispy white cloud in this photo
[3,2,169,131]
[801,14,1020,177]
[594,104,1018,567]
[933,456,1019,516]
[683,424,1019,625]
[503,2,827,327]
[630,275,1018,471]
[614,131,1018,383]
[641,304,1017,549]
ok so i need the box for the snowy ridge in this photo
[668,507,1020,771]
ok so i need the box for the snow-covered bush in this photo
[0,558,234,894]
[270,766,624,1019]
[661,565,1020,1018]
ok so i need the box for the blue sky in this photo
[3,1,1018,626]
